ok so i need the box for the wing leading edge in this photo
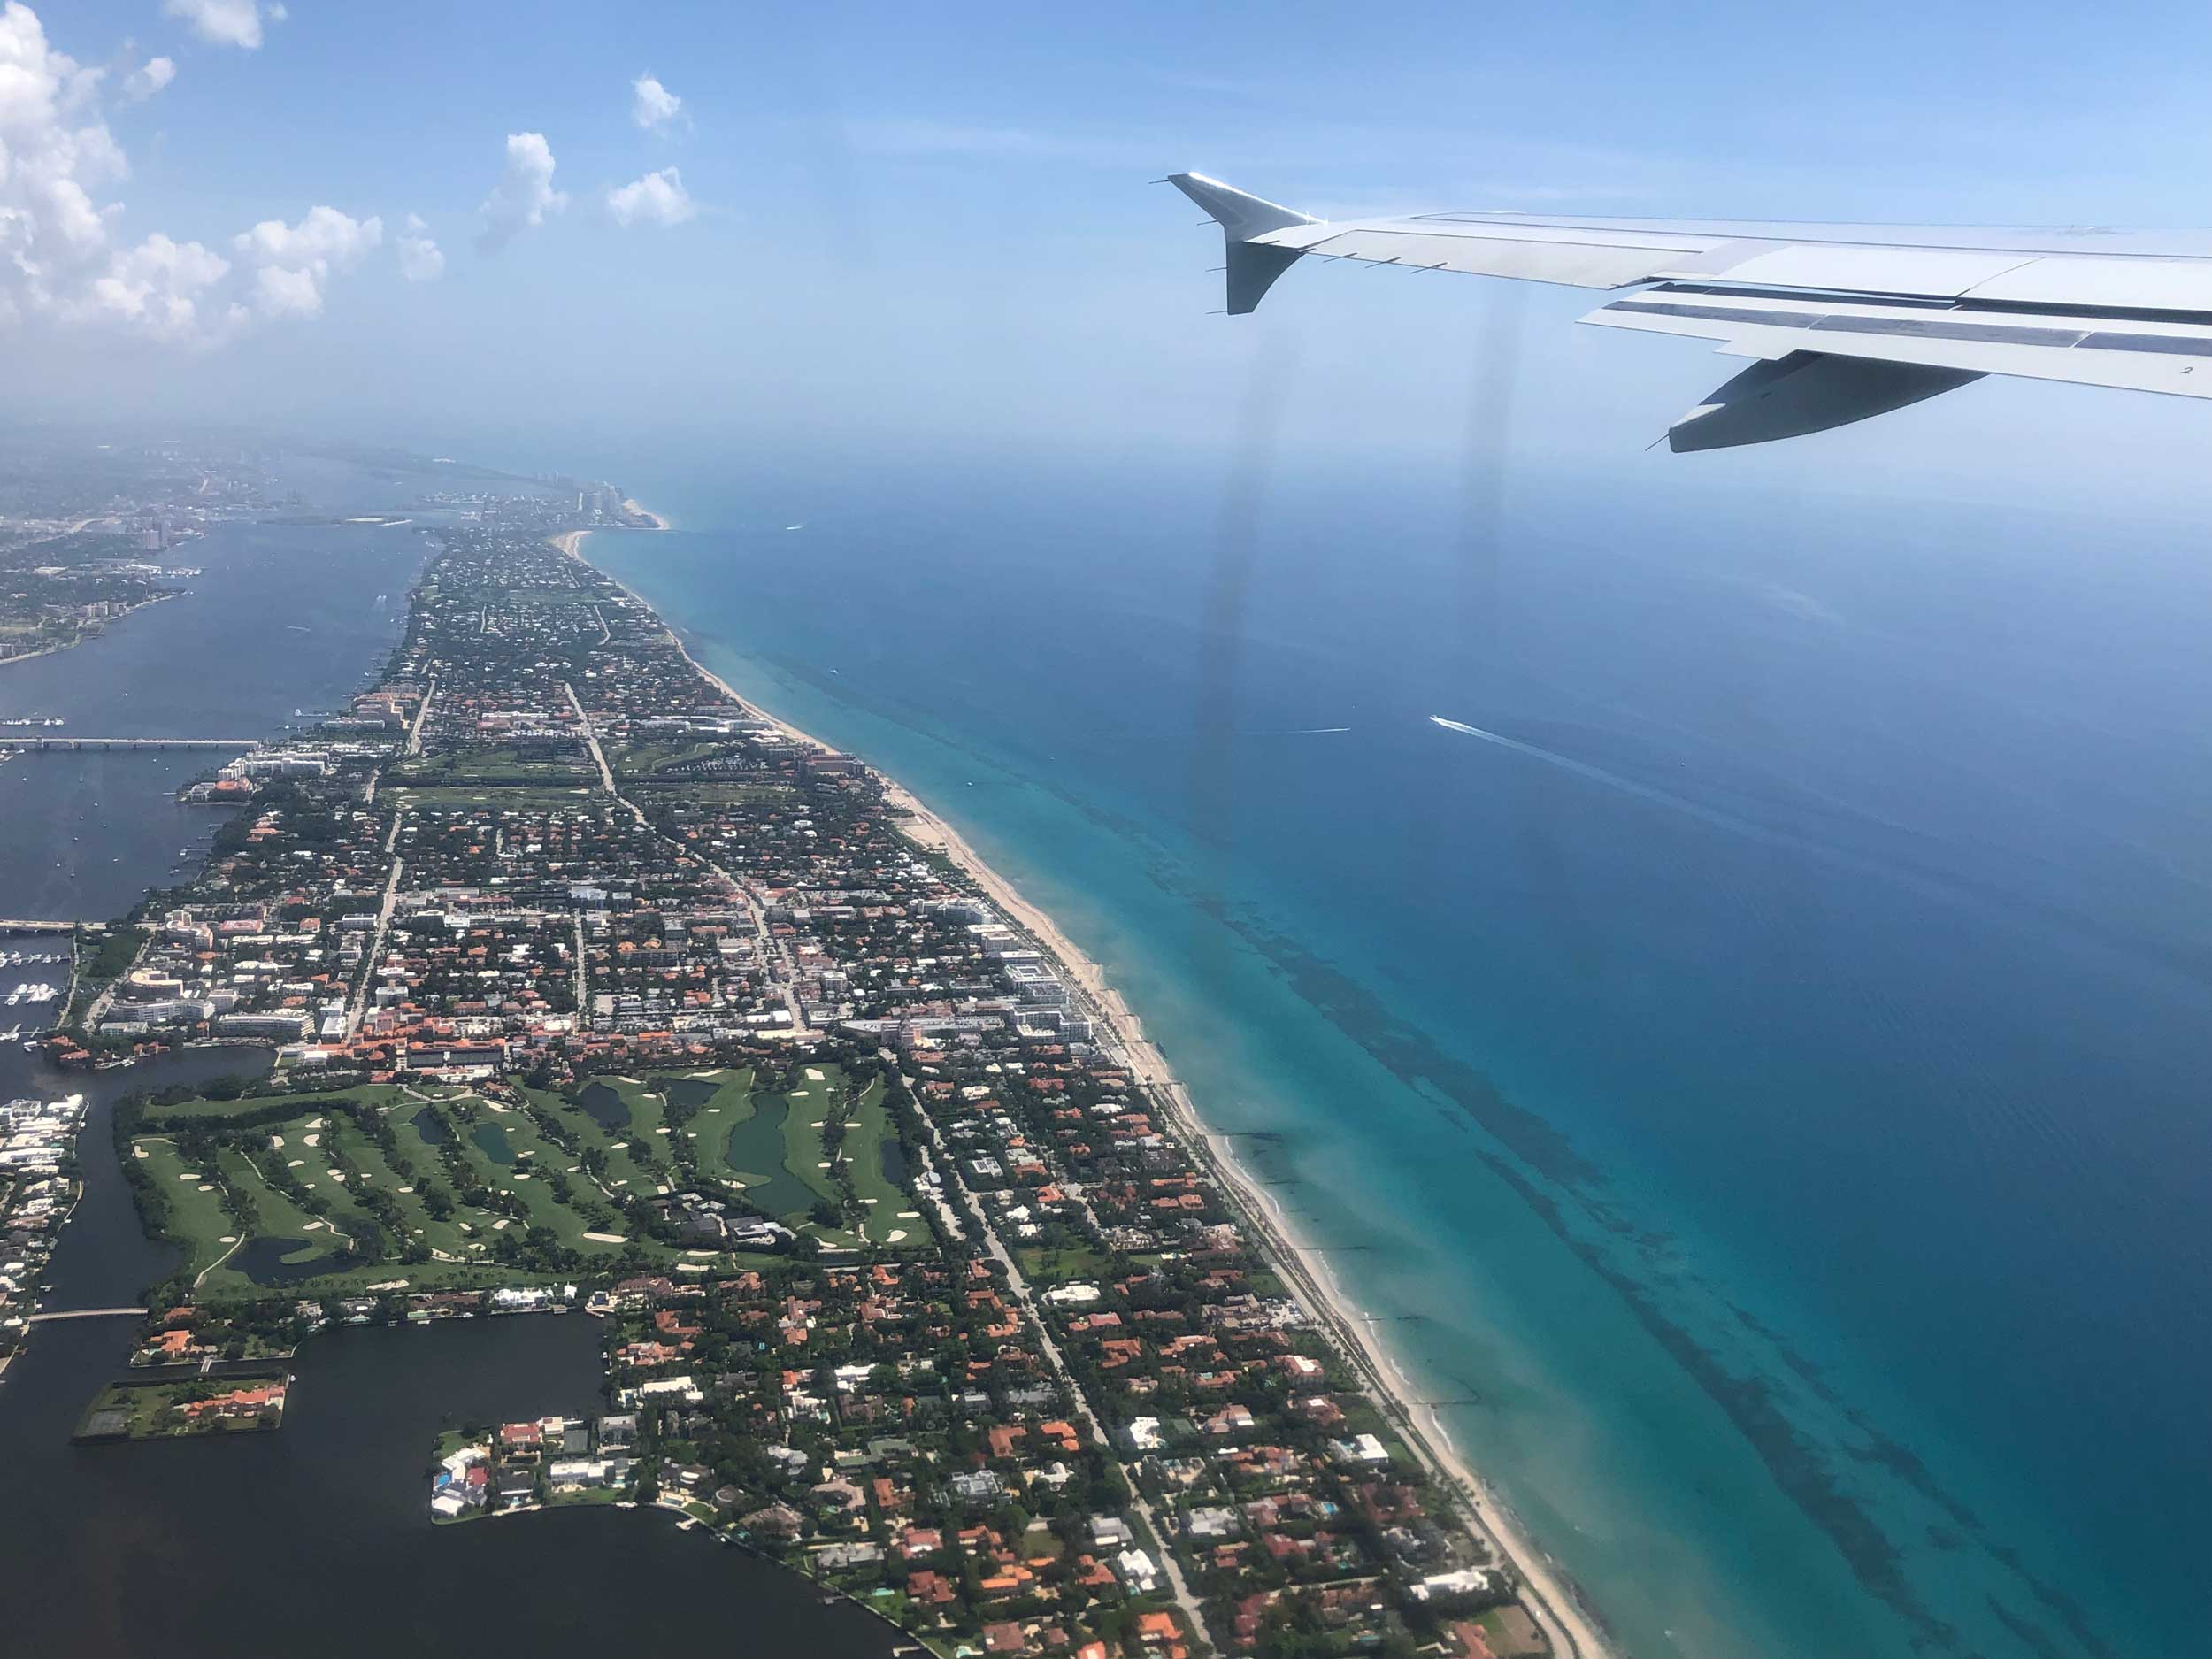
[1167,172,2212,450]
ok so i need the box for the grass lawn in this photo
[607,738,729,778]
[192,1145,364,1293]
[548,1485,629,1509]
[837,1079,919,1246]
[526,1084,666,1202]
[326,1116,479,1260]
[389,745,595,787]
[665,1068,757,1187]
[142,1082,415,1126]
[391,785,600,810]
[603,1079,674,1174]
[632,781,798,805]
[77,1379,284,1441]
[134,1136,235,1280]
[721,1081,830,1223]
[1018,1245,1101,1285]
[449,1099,626,1256]
[129,1086,666,1300]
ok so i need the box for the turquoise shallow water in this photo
[588,456,2211,1659]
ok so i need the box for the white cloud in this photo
[396,212,443,281]
[0,3,217,341]
[161,0,281,50]
[606,166,695,228]
[631,73,683,133]
[72,231,237,342]
[119,54,176,102]
[231,204,381,318]
[0,6,386,347]
[476,131,566,251]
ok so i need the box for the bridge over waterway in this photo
[27,1307,148,1324]
[2,736,257,751]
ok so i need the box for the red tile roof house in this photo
[904,1569,958,1608]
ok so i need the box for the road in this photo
[345,849,406,1039]
[403,676,437,757]
[563,681,617,794]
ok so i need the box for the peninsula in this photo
[65,485,1609,1659]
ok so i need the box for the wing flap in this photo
[1583,291,2212,400]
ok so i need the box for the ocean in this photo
[581,452,2212,1659]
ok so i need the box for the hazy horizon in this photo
[6,0,2212,518]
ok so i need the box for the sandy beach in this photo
[552,521,1617,1659]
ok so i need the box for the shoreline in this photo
[0,590,180,673]
[553,519,1617,1659]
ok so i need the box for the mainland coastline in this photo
[561,520,1617,1659]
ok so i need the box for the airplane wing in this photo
[1167,172,2212,450]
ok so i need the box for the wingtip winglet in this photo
[1168,173,1318,240]
[1169,172,1319,315]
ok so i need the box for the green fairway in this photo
[126,1083,671,1298]
[134,1137,236,1280]
[531,1079,673,1197]
[390,786,599,810]
[450,1100,627,1256]
[722,1087,825,1220]
[322,1116,480,1261]
[388,745,595,787]
[668,1067,757,1187]
[837,1079,918,1245]
[607,737,728,778]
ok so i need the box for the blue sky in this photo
[18,1,2212,507]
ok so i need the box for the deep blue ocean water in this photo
[588,457,2212,1659]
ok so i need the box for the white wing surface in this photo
[1168,173,2212,449]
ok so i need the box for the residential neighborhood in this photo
[0,1091,88,1371]
[74,498,1555,1659]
